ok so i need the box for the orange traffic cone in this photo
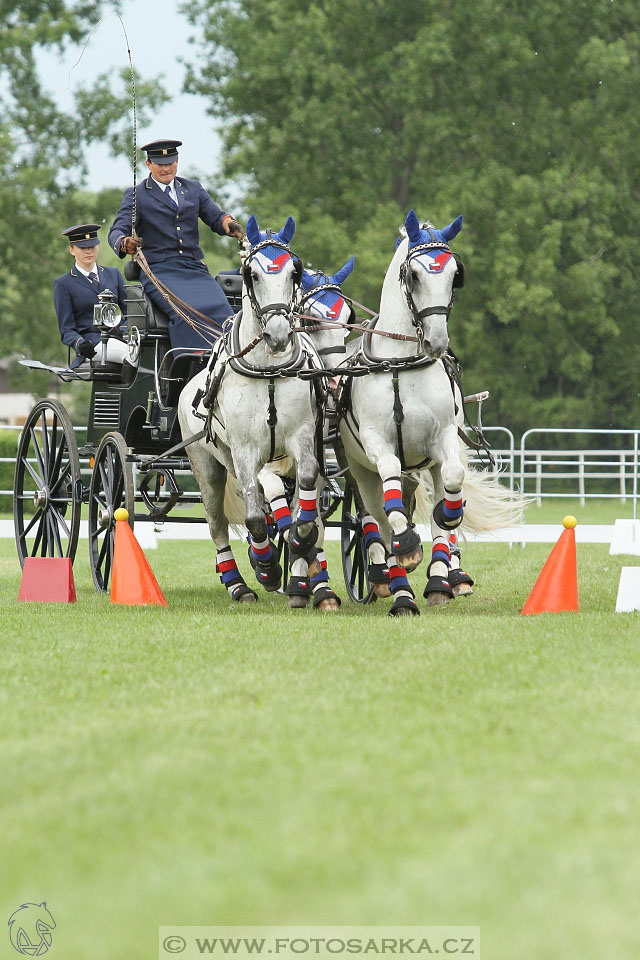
[521,515,579,615]
[110,508,168,607]
[18,557,76,602]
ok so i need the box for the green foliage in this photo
[0,1,169,377]
[183,0,640,433]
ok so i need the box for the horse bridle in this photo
[241,235,303,330]
[398,236,463,347]
[296,278,356,356]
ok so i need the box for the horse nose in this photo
[263,316,293,353]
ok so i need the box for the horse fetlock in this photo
[390,524,423,571]
[427,558,449,580]
[387,508,409,535]
[432,498,463,530]
[248,549,282,591]
[245,513,268,544]
[287,519,319,557]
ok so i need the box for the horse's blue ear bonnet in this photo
[396,209,463,248]
[404,209,463,249]
[245,215,299,274]
[301,256,355,319]
[397,210,465,283]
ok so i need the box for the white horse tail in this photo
[413,458,525,532]
[455,466,525,533]
[223,472,247,528]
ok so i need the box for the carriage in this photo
[13,270,375,602]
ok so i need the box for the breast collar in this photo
[222,312,309,379]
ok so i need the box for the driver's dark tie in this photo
[164,185,177,206]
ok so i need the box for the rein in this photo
[293,313,420,343]
[134,250,222,347]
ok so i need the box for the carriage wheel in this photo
[340,481,376,604]
[14,399,82,567]
[88,432,134,592]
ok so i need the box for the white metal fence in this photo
[2,424,640,518]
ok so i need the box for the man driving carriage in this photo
[53,223,131,374]
[108,138,245,355]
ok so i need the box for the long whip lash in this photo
[70,14,222,347]
[68,13,138,231]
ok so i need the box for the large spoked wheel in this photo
[340,481,376,604]
[88,432,134,592]
[14,399,82,567]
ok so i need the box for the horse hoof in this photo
[316,598,340,612]
[396,546,423,572]
[312,586,341,609]
[448,569,475,597]
[373,582,392,599]
[289,594,310,609]
[388,595,420,617]
[230,583,258,602]
[426,591,452,606]
[452,583,473,597]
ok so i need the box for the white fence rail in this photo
[2,424,639,518]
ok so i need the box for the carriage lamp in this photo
[93,288,123,330]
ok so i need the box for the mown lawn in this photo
[1,536,639,960]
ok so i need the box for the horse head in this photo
[243,215,302,354]
[394,209,465,359]
[299,256,356,361]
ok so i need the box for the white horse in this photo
[178,215,341,610]
[338,209,519,616]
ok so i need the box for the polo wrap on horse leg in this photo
[432,488,465,530]
[431,535,451,572]
[360,515,390,588]
[446,533,474,590]
[285,575,313,599]
[424,522,454,602]
[288,487,319,558]
[269,495,292,533]
[308,550,342,608]
[386,559,420,616]
[217,546,257,601]
[248,535,282,590]
[382,477,408,519]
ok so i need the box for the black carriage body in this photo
[84,274,243,453]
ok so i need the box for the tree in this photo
[183,0,640,434]
[0,1,168,384]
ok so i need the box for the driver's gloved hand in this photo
[77,338,97,359]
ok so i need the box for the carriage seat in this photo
[215,271,243,312]
[124,283,170,333]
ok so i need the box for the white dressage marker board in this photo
[609,519,640,556]
[615,566,640,613]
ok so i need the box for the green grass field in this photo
[1,528,639,960]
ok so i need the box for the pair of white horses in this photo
[178,211,517,615]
